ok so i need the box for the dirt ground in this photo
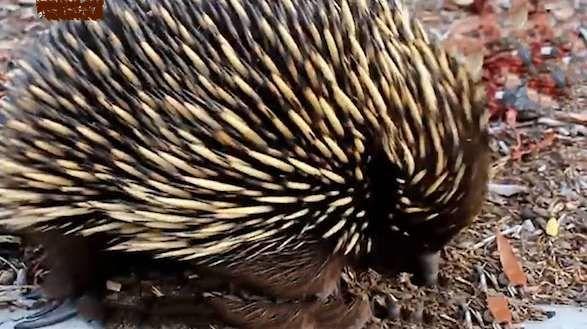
[0,1,585,329]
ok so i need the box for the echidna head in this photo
[364,129,490,286]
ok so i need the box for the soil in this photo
[0,1,585,329]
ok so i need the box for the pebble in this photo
[0,269,15,285]
[522,219,537,233]
[571,124,587,136]
[18,0,36,6]
[488,183,529,197]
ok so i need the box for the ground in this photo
[0,1,585,329]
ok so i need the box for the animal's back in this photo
[0,0,489,268]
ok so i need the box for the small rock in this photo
[0,269,16,284]
[498,141,510,155]
[106,280,122,292]
[522,219,536,233]
[18,0,36,6]
[450,0,474,7]
[571,124,587,136]
[556,126,570,136]
[497,0,511,9]
[488,183,529,197]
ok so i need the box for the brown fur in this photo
[28,234,359,328]
[205,293,371,329]
[202,242,346,300]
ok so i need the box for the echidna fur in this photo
[0,0,489,272]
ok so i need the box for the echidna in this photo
[0,0,490,327]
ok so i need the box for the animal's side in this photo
[0,0,490,328]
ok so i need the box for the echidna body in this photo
[0,0,489,291]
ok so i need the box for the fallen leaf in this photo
[545,217,559,236]
[495,229,528,286]
[486,294,513,324]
